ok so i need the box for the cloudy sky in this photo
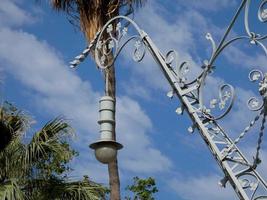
[0,0,267,199]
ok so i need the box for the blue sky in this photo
[0,0,267,199]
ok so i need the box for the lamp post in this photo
[71,0,267,199]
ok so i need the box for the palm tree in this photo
[0,102,107,200]
[0,101,28,151]
[47,1,146,199]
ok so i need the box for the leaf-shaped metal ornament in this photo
[108,40,115,50]
[175,107,184,115]
[107,24,113,33]
[167,90,174,98]
[188,126,195,133]
[210,99,218,109]
[122,27,128,36]
[116,22,122,31]
[131,39,146,62]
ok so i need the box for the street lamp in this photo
[70,1,267,199]
[89,96,123,164]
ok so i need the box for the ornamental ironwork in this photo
[70,0,267,199]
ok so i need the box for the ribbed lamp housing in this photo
[90,96,123,164]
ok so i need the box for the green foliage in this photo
[0,101,29,151]
[0,102,107,200]
[125,177,158,200]
[0,179,25,200]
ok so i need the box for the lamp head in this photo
[90,140,123,164]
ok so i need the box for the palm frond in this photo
[26,177,107,200]
[121,0,147,16]
[48,0,147,41]
[128,0,147,7]
[0,179,25,200]
[24,117,74,171]
[50,0,75,11]
[0,103,105,199]
[53,182,106,200]
[0,117,75,182]
[0,101,30,151]
[0,137,25,181]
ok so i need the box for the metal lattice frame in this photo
[71,1,267,199]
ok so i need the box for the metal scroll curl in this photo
[94,16,146,70]
[165,50,193,86]
[245,0,267,55]
[255,196,267,200]
[132,38,146,62]
[178,61,192,85]
[247,70,265,111]
[165,50,179,71]
[193,31,236,120]
[258,0,267,23]
[163,31,236,121]
[194,0,267,120]
[237,172,260,199]
[194,34,234,119]
[165,49,206,90]
[199,83,235,120]
[237,172,267,200]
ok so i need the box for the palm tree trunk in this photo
[108,158,121,200]
[49,1,138,199]
[105,59,121,200]
[81,4,121,198]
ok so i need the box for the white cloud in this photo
[224,45,267,71]
[170,174,236,200]
[2,0,267,198]
[0,27,100,135]
[122,80,152,100]
[117,97,172,173]
[119,0,267,195]
[0,1,172,182]
[120,0,226,99]
[118,1,200,100]
[0,0,35,28]
[220,87,258,137]
[175,0,237,11]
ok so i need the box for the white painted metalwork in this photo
[72,0,267,199]
[89,96,123,164]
